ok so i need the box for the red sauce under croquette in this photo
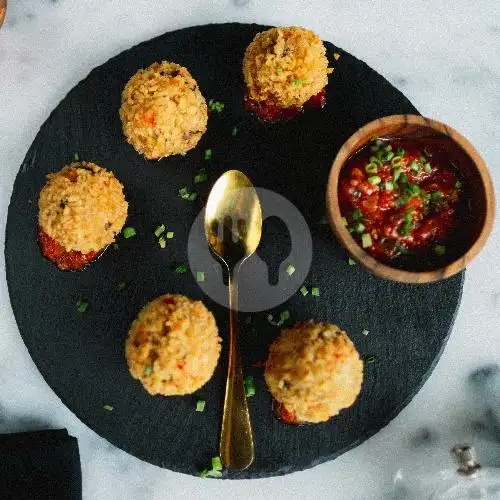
[244,88,326,122]
[339,138,465,261]
[38,228,102,271]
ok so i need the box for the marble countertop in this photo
[1,1,499,498]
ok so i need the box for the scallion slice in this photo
[174,264,187,274]
[204,149,212,160]
[73,153,80,161]
[393,166,402,182]
[384,181,394,192]
[368,176,382,185]
[455,180,462,189]
[179,187,190,199]
[196,271,205,282]
[244,376,255,397]
[431,191,443,201]
[362,329,370,336]
[154,224,165,237]
[232,126,238,136]
[410,161,420,172]
[361,233,372,248]
[117,282,126,291]
[143,365,153,376]
[396,147,405,156]
[103,405,114,411]
[407,184,420,196]
[286,264,296,276]
[212,457,223,471]
[280,310,290,322]
[76,300,88,313]
[299,286,309,296]
[188,192,198,201]
[340,216,348,226]
[123,227,136,239]
[434,244,446,256]
[348,257,357,265]
[166,231,174,239]
[353,222,365,234]
[196,400,206,412]
[365,163,378,174]
[391,155,403,166]
[158,236,166,248]
[311,287,320,297]
[424,163,432,173]
[352,208,362,221]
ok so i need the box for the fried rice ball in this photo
[243,26,330,108]
[38,162,128,253]
[119,61,208,160]
[265,321,363,423]
[125,294,222,396]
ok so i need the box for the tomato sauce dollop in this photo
[339,139,464,261]
[244,88,326,123]
[274,401,300,425]
[38,229,102,271]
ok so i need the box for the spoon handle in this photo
[220,269,254,470]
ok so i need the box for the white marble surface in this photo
[1,1,499,498]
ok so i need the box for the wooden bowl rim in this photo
[326,114,496,284]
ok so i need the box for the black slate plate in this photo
[5,23,463,478]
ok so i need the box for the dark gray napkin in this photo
[0,428,81,500]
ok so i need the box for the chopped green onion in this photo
[384,144,393,152]
[353,222,365,234]
[291,79,306,88]
[365,355,377,364]
[123,227,136,239]
[362,329,370,336]
[196,271,205,282]
[434,244,446,256]
[375,138,383,146]
[431,191,443,201]
[174,264,187,274]
[212,457,223,471]
[410,161,420,172]
[384,181,394,192]
[73,152,80,161]
[158,236,166,248]
[422,192,431,203]
[166,231,174,239]
[113,243,119,251]
[407,184,421,196]
[208,99,224,113]
[399,214,414,236]
[340,216,348,226]
[393,166,402,182]
[399,173,409,185]
[194,170,208,184]
[286,264,296,276]
[103,405,114,411]
[385,151,395,161]
[352,208,362,221]
[396,147,405,156]
[231,126,238,136]
[179,187,190,199]
[276,67,283,74]
[455,180,462,189]
[424,163,432,173]
[396,193,411,208]
[361,233,372,248]
[280,310,290,322]
[143,365,153,376]
[391,155,403,166]
[244,376,255,397]
[196,400,206,412]
[154,224,165,237]
[368,176,382,185]
[76,300,88,313]
[299,286,309,296]
[419,155,426,164]
[311,287,320,297]
[348,257,357,265]
[204,149,212,160]
[188,192,198,201]
[117,282,126,291]
[365,163,378,174]
[370,144,380,152]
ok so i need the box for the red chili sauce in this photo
[339,138,464,261]
[38,229,102,271]
[244,88,326,123]
[274,401,300,425]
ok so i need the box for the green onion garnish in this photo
[179,187,190,199]
[353,222,365,234]
[208,99,224,113]
[424,163,432,173]
[419,155,426,164]
[384,181,394,192]
[385,151,395,161]
[123,227,136,239]
[194,170,208,184]
[196,400,206,412]
[232,126,238,136]
[76,300,88,313]
[368,176,382,185]
[391,155,403,166]
[73,153,80,161]
[286,264,296,276]
[348,257,357,265]
[410,161,420,172]
[117,282,126,291]
[291,79,306,88]
[143,365,153,376]
[113,243,119,250]
[311,287,320,297]
[196,271,205,282]
[158,236,166,248]
[352,208,362,221]
[399,173,409,185]
[455,180,462,189]
[299,286,309,296]
[280,310,290,322]
[396,194,411,208]
[174,264,187,274]
[244,376,255,397]
[204,149,212,160]
[431,191,443,201]
[365,355,377,364]
[212,457,223,471]
[166,231,174,239]
[393,166,402,182]
[154,224,165,237]
[188,192,198,201]
[103,405,114,411]
[407,184,420,196]
[361,233,372,248]
[434,244,446,256]
[370,156,382,166]
[340,216,348,226]
[396,147,405,156]
[362,329,370,336]
[365,163,378,174]
[422,192,431,203]
[384,144,393,152]
[370,144,380,152]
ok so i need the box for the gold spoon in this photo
[204,170,262,470]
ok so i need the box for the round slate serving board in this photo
[5,23,464,478]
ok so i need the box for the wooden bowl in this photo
[326,115,495,283]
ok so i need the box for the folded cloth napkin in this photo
[0,428,82,500]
